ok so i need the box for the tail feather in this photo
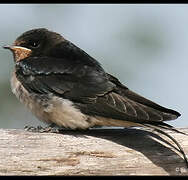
[145,121,188,136]
[140,122,188,168]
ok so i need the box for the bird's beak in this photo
[3,45,32,62]
[3,45,11,49]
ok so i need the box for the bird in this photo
[3,28,188,167]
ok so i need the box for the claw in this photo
[24,124,61,133]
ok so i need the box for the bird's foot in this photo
[24,124,61,133]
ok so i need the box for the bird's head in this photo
[3,28,64,62]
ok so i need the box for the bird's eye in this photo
[29,41,40,48]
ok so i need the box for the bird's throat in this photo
[8,46,32,62]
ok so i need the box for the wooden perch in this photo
[0,128,188,175]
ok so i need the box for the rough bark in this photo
[0,128,188,175]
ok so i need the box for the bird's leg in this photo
[24,123,63,133]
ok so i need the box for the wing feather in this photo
[15,41,180,124]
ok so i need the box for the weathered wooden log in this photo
[0,128,188,175]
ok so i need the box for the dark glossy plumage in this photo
[15,28,180,125]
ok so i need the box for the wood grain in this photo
[0,128,188,175]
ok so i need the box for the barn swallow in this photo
[3,28,188,167]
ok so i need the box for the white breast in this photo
[10,72,97,129]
